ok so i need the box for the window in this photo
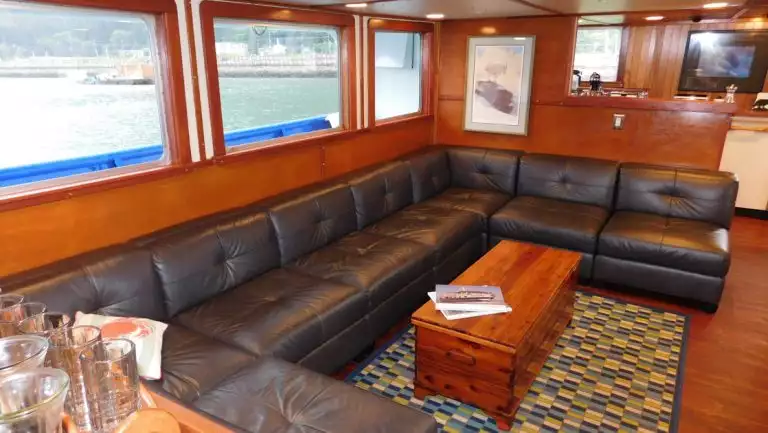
[574,27,624,82]
[0,2,171,190]
[375,31,422,120]
[212,20,341,149]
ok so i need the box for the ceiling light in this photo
[345,3,367,8]
[703,2,729,9]
[426,13,445,20]
[645,16,664,21]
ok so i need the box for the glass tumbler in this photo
[0,335,49,379]
[80,339,140,433]
[0,294,25,337]
[0,367,70,433]
[18,312,72,337]
[46,326,101,433]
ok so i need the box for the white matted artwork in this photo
[464,36,535,135]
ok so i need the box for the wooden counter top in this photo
[556,96,738,114]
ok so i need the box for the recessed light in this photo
[345,3,367,8]
[513,37,526,41]
[703,2,729,9]
[645,16,664,21]
[426,13,445,20]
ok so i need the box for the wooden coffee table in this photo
[411,241,580,428]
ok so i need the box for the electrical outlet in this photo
[613,114,626,130]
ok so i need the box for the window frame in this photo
[367,18,434,127]
[573,25,629,87]
[200,3,357,159]
[0,0,192,208]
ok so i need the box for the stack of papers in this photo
[429,285,511,321]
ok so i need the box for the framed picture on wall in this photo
[464,36,535,135]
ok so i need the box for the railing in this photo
[0,115,332,188]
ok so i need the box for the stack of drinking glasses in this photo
[0,293,142,433]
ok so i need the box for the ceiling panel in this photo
[328,0,549,19]
[524,0,747,14]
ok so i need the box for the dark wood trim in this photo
[375,113,433,127]
[558,96,739,114]
[366,18,377,128]
[616,26,630,84]
[369,18,434,33]
[736,207,768,220]
[157,11,192,165]
[201,2,357,157]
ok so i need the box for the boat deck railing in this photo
[0,115,332,188]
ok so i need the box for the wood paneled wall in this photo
[624,20,768,113]
[436,17,734,170]
[0,117,432,276]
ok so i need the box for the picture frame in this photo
[464,36,535,136]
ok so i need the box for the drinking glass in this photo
[80,339,140,433]
[0,335,49,379]
[0,294,25,337]
[15,302,48,322]
[46,326,101,432]
[18,312,72,337]
[0,367,70,433]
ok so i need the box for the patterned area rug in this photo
[345,292,688,432]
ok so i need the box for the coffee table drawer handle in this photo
[446,349,476,366]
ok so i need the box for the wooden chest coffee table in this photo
[411,241,580,427]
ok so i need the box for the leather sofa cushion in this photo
[159,324,257,402]
[616,163,739,228]
[193,357,438,433]
[175,268,366,362]
[1,247,167,321]
[446,147,522,195]
[424,188,511,221]
[287,231,433,309]
[348,162,413,229]
[364,203,484,263]
[149,211,281,317]
[405,150,450,202]
[598,211,730,277]
[268,184,358,264]
[490,196,610,254]
[518,154,619,209]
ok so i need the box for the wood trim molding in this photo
[200,2,358,158]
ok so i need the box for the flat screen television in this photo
[678,30,768,93]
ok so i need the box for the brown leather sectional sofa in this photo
[0,146,738,432]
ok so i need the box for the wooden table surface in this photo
[412,240,581,352]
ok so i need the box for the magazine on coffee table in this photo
[428,292,511,320]
[434,284,509,311]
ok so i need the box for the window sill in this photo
[213,128,354,165]
[374,112,431,128]
[0,163,207,212]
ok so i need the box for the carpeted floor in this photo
[345,292,689,432]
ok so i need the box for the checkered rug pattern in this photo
[345,292,688,432]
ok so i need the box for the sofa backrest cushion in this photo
[616,163,739,228]
[447,147,522,195]
[0,247,167,321]
[517,154,619,209]
[348,162,413,229]
[268,183,357,264]
[148,210,280,317]
[405,150,450,203]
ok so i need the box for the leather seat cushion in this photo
[174,268,367,362]
[193,357,438,433]
[598,211,730,277]
[490,196,609,254]
[363,203,484,263]
[159,325,257,402]
[287,231,433,308]
[423,188,511,221]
